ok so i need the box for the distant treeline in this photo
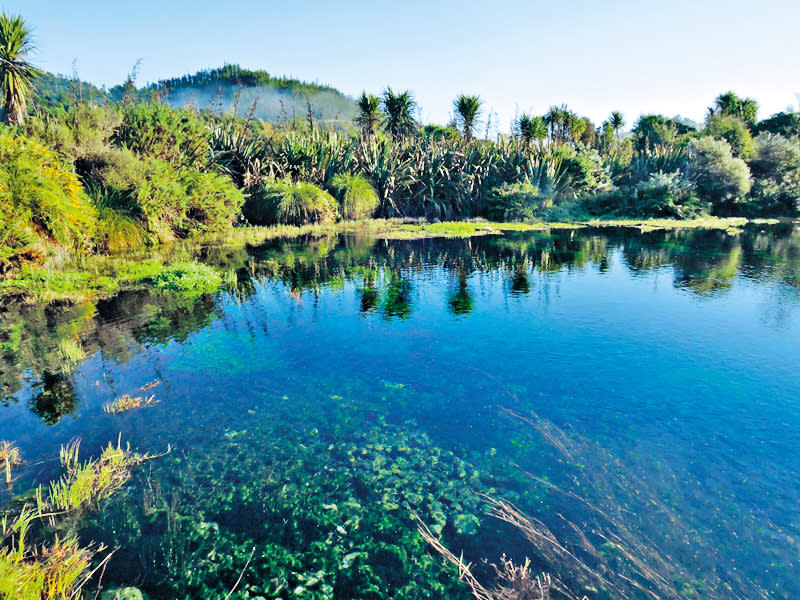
[140,64,348,97]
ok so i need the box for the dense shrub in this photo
[244,180,338,226]
[86,185,148,253]
[330,173,379,220]
[484,182,555,221]
[585,172,707,219]
[0,134,96,267]
[686,137,751,212]
[744,134,800,215]
[25,104,122,163]
[755,112,800,138]
[79,149,243,240]
[114,103,211,168]
[553,145,610,193]
[705,114,754,159]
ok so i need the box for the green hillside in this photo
[32,65,357,127]
[119,64,357,126]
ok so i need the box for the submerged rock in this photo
[101,588,149,600]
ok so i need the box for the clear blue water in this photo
[1,225,799,599]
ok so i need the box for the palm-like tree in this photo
[545,106,562,143]
[714,91,758,126]
[0,13,40,126]
[382,87,417,140]
[608,111,625,142]
[516,114,547,148]
[355,91,381,139]
[453,94,482,142]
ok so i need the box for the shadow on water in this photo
[2,223,800,599]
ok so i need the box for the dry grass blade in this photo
[417,517,587,600]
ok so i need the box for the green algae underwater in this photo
[2,223,800,599]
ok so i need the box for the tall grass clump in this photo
[45,438,144,512]
[330,173,379,220]
[244,179,339,225]
[85,184,148,253]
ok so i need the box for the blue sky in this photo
[9,0,800,132]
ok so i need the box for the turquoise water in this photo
[2,225,800,598]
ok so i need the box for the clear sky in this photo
[8,0,800,132]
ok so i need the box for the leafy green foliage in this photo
[25,103,122,162]
[81,149,243,240]
[713,91,758,127]
[331,173,379,220]
[686,136,751,212]
[633,115,696,151]
[553,144,610,193]
[355,92,381,138]
[745,133,800,215]
[515,114,547,147]
[585,171,707,219]
[705,114,754,159]
[152,262,223,296]
[484,182,556,221]
[755,111,800,138]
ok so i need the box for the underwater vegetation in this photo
[0,437,152,600]
[83,396,490,600]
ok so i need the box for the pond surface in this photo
[2,224,800,599]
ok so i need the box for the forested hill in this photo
[33,65,357,126]
[33,72,108,110]
[127,65,357,126]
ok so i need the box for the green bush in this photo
[705,114,754,159]
[79,149,243,240]
[552,145,610,193]
[244,180,339,226]
[0,134,96,267]
[686,136,751,212]
[330,173,379,220]
[484,182,555,221]
[744,134,800,215]
[114,103,211,168]
[25,103,122,163]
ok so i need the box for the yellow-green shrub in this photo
[0,135,96,268]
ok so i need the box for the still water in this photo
[1,224,799,599]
